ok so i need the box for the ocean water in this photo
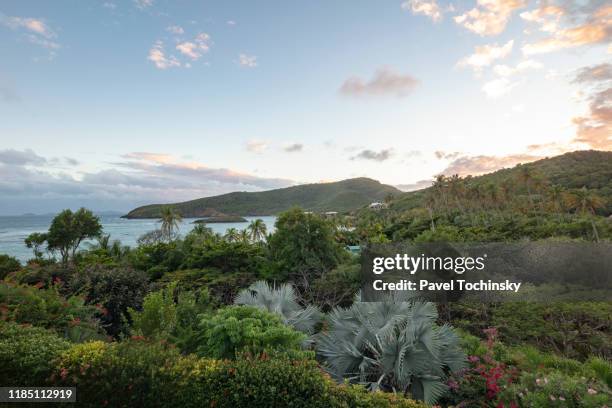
[0,214,277,263]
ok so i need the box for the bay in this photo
[0,214,277,263]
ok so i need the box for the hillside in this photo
[390,150,612,215]
[124,177,401,218]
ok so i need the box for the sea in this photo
[0,213,277,263]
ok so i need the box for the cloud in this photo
[573,63,612,84]
[0,150,295,215]
[103,2,117,10]
[493,59,543,76]
[521,3,611,55]
[166,25,184,35]
[402,0,443,22]
[351,149,394,161]
[64,157,79,166]
[246,140,269,153]
[148,41,181,69]
[283,143,303,152]
[227,20,236,26]
[457,40,514,71]
[339,67,419,98]
[571,63,611,150]
[482,77,517,98]
[0,15,55,38]
[442,153,540,176]
[134,0,153,9]
[396,179,433,191]
[434,151,461,160]
[0,148,46,166]
[176,33,211,60]
[454,0,526,36]
[238,53,257,68]
[1,14,60,51]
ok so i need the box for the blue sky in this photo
[0,0,610,214]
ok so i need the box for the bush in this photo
[0,281,103,341]
[0,321,70,386]
[0,254,20,279]
[129,283,211,354]
[70,265,149,338]
[53,340,426,408]
[444,330,612,407]
[196,306,305,359]
[54,339,180,407]
[451,301,612,360]
[160,268,256,305]
[501,371,612,407]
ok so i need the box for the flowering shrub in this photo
[440,328,519,407]
[0,280,103,341]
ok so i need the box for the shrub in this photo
[70,265,149,338]
[52,341,426,408]
[501,371,612,407]
[0,321,70,386]
[0,254,20,279]
[196,306,305,359]
[451,301,612,360]
[129,282,211,354]
[0,281,102,341]
[54,339,179,407]
[160,268,256,305]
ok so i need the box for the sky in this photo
[0,0,610,215]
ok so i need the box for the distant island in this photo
[193,215,248,223]
[123,177,401,219]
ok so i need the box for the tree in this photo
[46,208,102,265]
[317,293,466,404]
[224,227,240,242]
[267,208,346,286]
[247,219,267,242]
[24,232,48,260]
[567,186,604,215]
[159,206,182,241]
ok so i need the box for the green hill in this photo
[124,177,401,218]
[391,150,612,215]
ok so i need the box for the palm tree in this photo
[238,229,250,243]
[247,219,267,242]
[317,292,466,404]
[567,187,604,215]
[224,227,240,242]
[547,184,566,213]
[517,166,537,213]
[159,206,182,241]
[235,280,321,335]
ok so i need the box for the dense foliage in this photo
[2,151,612,408]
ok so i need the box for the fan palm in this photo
[159,206,182,241]
[316,292,465,404]
[235,280,321,335]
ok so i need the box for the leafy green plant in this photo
[0,281,102,341]
[317,293,466,404]
[0,321,71,386]
[0,254,20,279]
[196,305,305,359]
[70,265,149,338]
[129,282,211,354]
